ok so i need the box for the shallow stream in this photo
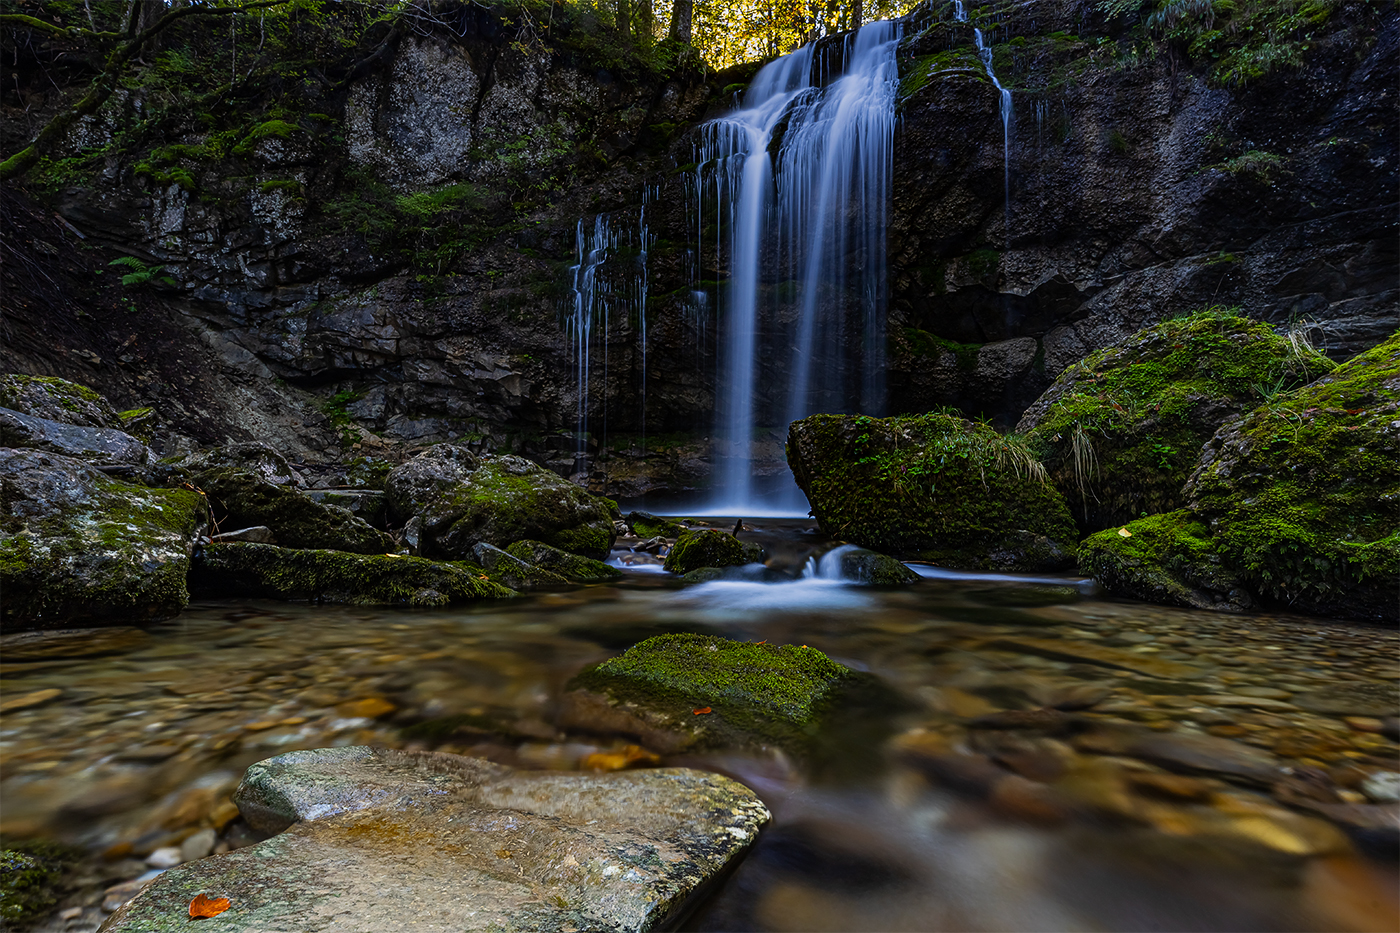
[2,520,1396,931]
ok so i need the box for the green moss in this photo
[504,539,621,583]
[902,328,982,372]
[197,469,392,554]
[0,841,74,925]
[568,634,860,752]
[0,374,115,426]
[663,529,764,575]
[899,47,985,101]
[1078,510,1252,612]
[1185,332,1400,620]
[788,411,1076,570]
[192,542,515,605]
[1021,309,1336,532]
[627,511,685,539]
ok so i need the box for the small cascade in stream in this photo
[694,20,901,513]
[563,204,653,480]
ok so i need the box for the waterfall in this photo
[696,20,901,513]
[953,0,1014,234]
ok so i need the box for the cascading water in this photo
[695,20,901,513]
[952,0,1014,232]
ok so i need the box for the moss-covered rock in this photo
[471,542,569,591]
[0,373,120,428]
[191,542,515,605]
[788,412,1077,571]
[0,841,71,926]
[662,529,765,575]
[627,511,684,539]
[1078,511,1256,613]
[559,634,873,755]
[0,407,152,466]
[197,469,393,554]
[1018,311,1336,532]
[421,455,617,560]
[829,546,921,586]
[1181,332,1400,622]
[180,442,303,487]
[304,489,386,529]
[0,449,207,632]
[345,456,395,490]
[505,539,622,583]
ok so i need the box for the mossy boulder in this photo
[788,412,1076,571]
[627,511,685,538]
[420,455,617,560]
[383,444,479,524]
[0,373,120,428]
[1,407,152,466]
[1181,331,1400,621]
[180,442,304,487]
[471,542,569,591]
[191,542,515,605]
[829,546,921,586]
[0,841,71,926]
[197,469,393,554]
[662,529,765,575]
[559,634,875,755]
[505,539,622,583]
[0,449,208,632]
[345,456,395,490]
[1078,511,1256,613]
[1018,311,1336,532]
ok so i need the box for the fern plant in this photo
[108,256,177,289]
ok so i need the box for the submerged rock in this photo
[105,746,769,933]
[558,633,881,755]
[1183,332,1400,622]
[1078,510,1256,613]
[0,449,207,631]
[0,406,151,465]
[420,454,618,560]
[0,373,121,428]
[662,529,765,575]
[471,541,569,591]
[191,541,514,606]
[830,546,921,585]
[506,539,622,583]
[1019,311,1335,532]
[195,469,393,555]
[788,412,1076,571]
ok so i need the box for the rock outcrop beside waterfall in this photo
[787,411,1077,571]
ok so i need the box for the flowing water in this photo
[3,521,1397,930]
[695,22,901,513]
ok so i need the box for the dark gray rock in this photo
[831,547,921,586]
[471,541,569,591]
[196,469,393,554]
[505,539,622,583]
[0,407,151,465]
[383,443,479,525]
[0,374,121,428]
[103,746,770,933]
[210,526,277,544]
[304,488,387,529]
[179,442,304,486]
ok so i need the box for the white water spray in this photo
[696,21,901,512]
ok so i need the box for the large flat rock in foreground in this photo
[101,746,769,932]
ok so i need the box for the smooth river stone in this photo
[101,746,769,933]
[1292,683,1400,718]
[983,636,1205,680]
[1125,733,1284,787]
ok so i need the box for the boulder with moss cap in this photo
[1018,310,1335,533]
[0,374,121,428]
[558,633,894,756]
[1,448,208,631]
[383,443,479,524]
[788,411,1076,571]
[1078,510,1255,612]
[191,541,514,605]
[506,539,622,582]
[195,469,393,554]
[662,529,765,575]
[418,454,617,560]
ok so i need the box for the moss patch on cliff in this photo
[1020,309,1335,532]
[1183,331,1400,621]
[788,411,1076,570]
[192,542,515,606]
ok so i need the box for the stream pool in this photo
[2,519,1396,931]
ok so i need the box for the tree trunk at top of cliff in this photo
[0,0,288,183]
[668,0,691,43]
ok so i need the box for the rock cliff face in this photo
[2,1,1395,494]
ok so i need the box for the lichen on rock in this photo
[662,528,765,575]
[0,449,208,631]
[0,373,121,429]
[191,541,514,605]
[788,411,1076,571]
[1018,310,1336,532]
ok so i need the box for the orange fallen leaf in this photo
[754,640,767,644]
[189,894,231,919]
[693,707,711,715]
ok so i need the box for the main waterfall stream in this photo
[696,21,900,512]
